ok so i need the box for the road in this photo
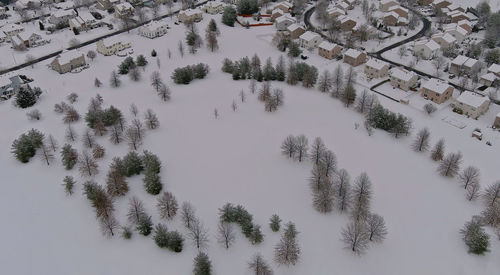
[0,1,208,77]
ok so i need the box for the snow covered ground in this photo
[1,12,500,275]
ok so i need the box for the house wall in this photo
[390,75,417,91]
[455,100,489,119]
[420,86,453,104]
[364,65,388,78]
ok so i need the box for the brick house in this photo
[389,67,418,91]
[286,24,305,39]
[379,0,398,12]
[343,49,367,67]
[452,91,490,119]
[420,78,453,104]
[318,41,342,59]
[364,59,389,79]
[50,50,86,74]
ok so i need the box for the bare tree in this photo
[178,40,184,57]
[151,71,163,92]
[248,253,273,275]
[317,70,332,93]
[78,150,98,177]
[100,214,119,237]
[341,221,370,255]
[214,108,219,119]
[93,118,107,136]
[431,139,445,161]
[438,152,462,177]
[66,125,77,142]
[424,103,437,115]
[483,181,500,207]
[240,90,246,102]
[144,109,160,130]
[309,137,326,165]
[158,84,171,101]
[110,71,121,87]
[398,45,407,59]
[188,218,209,250]
[127,196,146,225]
[87,50,96,61]
[351,173,372,222]
[365,214,387,242]
[129,67,141,81]
[27,109,42,121]
[320,150,336,177]
[466,182,481,201]
[335,169,351,212]
[135,7,148,23]
[157,191,178,220]
[313,179,334,213]
[109,124,123,144]
[63,107,80,124]
[95,78,102,88]
[231,100,237,112]
[332,64,344,97]
[281,135,297,158]
[295,135,308,162]
[106,169,128,197]
[82,130,96,148]
[47,135,58,152]
[39,142,54,165]
[355,90,371,113]
[217,222,235,249]
[459,166,480,190]
[130,104,139,117]
[249,79,257,94]
[432,55,446,77]
[125,127,143,151]
[412,128,430,152]
[274,222,300,266]
[181,201,196,229]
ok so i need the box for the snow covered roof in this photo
[57,50,84,65]
[488,64,500,74]
[365,58,388,70]
[456,91,489,108]
[78,10,95,22]
[344,48,363,59]
[115,2,133,11]
[0,77,11,88]
[390,67,416,82]
[384,11,399,19]
[318,41,339,51]
[53,9,76,18]
[272,8,284,15]
[2,24,24,33]
[142,20,168,31]
[457,19,472,27]
[299,31,320,42]
[388,5,408,14]
[436,32,456,43]
[464,58,479,68]
[451,55,469,66]
[447,3,462,11]
[101,36,128,46]
[327,7,346,15]
[336,2,349,9]
[276,1,293,9]
[447,26,467,37]
[205,1,225,8]
[481,73,497,82]
[286,23,303,32]
[275,15,295,24]
[381,0,398,4]
[422,78,451,95]
[426,40,440,51]
[181,8,202,16]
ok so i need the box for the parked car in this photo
[449,74,456,79]
[301,55,308,60]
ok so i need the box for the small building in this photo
[431,32,456,49]
[275,15,295,31]
[338,15,356,32]
[48,9,77,25]
[270,9,284,22]
[50,50,86,74]
[274,2,293,13]
[96,0,120,10]
[420,78,453,104]
[379,0,399,12]
[69,11,97,31]
[389,67,418,91]
[335,1,350,11]
[493,113,500,127]
[203,1,226,14]
[318,41,342,60]
[2,24,25,40]
[287,24,305,39]
[96,38,131,55]
[480,73,497,87]
[342,0,355,10]
[0,75,28,99]
[12,32,42,48]
[364,59,389,79]
[487,64,500,78]
[447,3,465,12]
[417,0,433,6]
[448,11,470,23]
[457,20,472,34]
[178,8,203,23]
[0,32,7,43]
[327,7,346,18]
[453,91,490,119]
[139,21,168,39]
[383,12,400,26]
[413,39,440,60]
[388,5,408,18]
[449,55,480,75]
[433,0,451,10]
[114,2,134,18]
[343,49,367,67]
[299,31,322,49]
[444,25,467,43]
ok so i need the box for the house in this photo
[299,31,322,49]
[271,9,284,21]
[447,3,465,12]
[2,24,24,40]
[139,21,168,39]
[453,91,490,119]
[343,49,367,67]
[96,37,131,55]
[275,2,293,13]
[338,16,356,32]
[114,2,134,18]
[0,75,30,99]
[364,59,389,79]
[383,12,400,26]
[457,20,472,34]
[480,73,497,87]
[389,67,418,91]
[203,1,225,14]
[318,41,342,60]
[420,78,453,104]
[178,8,203,23]
[286,24,305,39]
[50,50,86,74]
[0,32,7,43]
[275,15,295,31]
[388,5,408,18]
[417,0,433,6]
[69,11,97,31]
[353,24,377,40]
[14,0,41,10]
[335,1,350,11]
[379,0,399,12]
[96,0,120,10]
[48,9,77,25]
[494,113,500,127]
[0,7,6,15]
[327,7,346,18]
[487,64,500,78]
[448,11,470,23]
[342,0,355,10]
[433,0,451,10]
[12,32,42,48]
[413,39,440,60]
[444,25,467,42]
[449,55,480,75]
[431,32,456,49]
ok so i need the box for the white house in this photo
[413,39,440,60]
[96,37,131,55]
[299,31,322,49]
[12,32,42,48]
[453,91,490,119]
[138,21,169,39]
[114,2,134,18]
[364,59,389,79]
[48,9,77,25]
[444,25,467,43]
[431,32,456,49]
[389,67,418,91]
[2,24,25,40]
[487,64,500,78]
[275,15,295,31]
[449,55,480,75]
[480,73,497,87]
[178,8,203,23]
[69,11,97,31]
[203,1,226,14]
[50,50,87,74]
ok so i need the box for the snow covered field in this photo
[1,13,500,275]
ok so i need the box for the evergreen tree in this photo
[144,171,162,195]
[460,217,490,254]
[270,214,281,232]
[222,6,237,27]
[136,215,153,236]
[15,87,40,108]
[11,129,44,163]
[61,144,78,170]
[288,42,302,58]
[63,176,75,195]
[136,54,148,67]
[193,252,212,275]
[122,151,144,177]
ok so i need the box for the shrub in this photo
[15,86,42,108]
[171,63,210,84]
[11,129,44,163]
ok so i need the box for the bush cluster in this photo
[171,64,210,84]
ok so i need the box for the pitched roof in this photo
[57,50,85,65]
[318,41,339,51]
[344,48,363,58]
[299,31,321,41]
[422,78,452,95]
[481,73,497,82]
[390,67,416,82]
[286,23,303,32]
[456,91,489,108]
[488,64,500,74]
[451,55,469,66]
[425,40,440,51]
[365,58,388,70]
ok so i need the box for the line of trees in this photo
[172,63,210,84]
